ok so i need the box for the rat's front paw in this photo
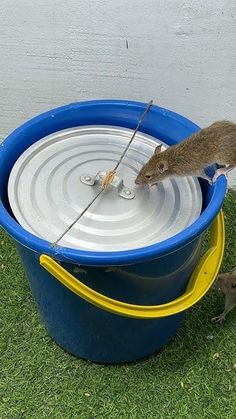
[212,168,228,183]
[211,314,226,324]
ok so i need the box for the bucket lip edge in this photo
[1,99,201,144]
[0,99,227,266]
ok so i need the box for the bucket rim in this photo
[0,99,227,266]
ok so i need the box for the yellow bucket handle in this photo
[40,211,224,319]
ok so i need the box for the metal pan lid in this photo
[8,125,202,252]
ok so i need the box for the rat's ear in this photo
[155,145,162,155]
[157,160,168,173]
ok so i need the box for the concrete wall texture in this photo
[0,0,235,184]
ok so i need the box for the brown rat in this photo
[135,121,236,186]
[211,270,236,324]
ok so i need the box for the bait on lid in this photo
[8,125,202,252]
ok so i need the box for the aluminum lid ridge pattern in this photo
[8,125,202,252]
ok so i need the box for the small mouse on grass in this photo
[211,270,236,324]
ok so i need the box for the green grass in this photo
[1,190,236,419]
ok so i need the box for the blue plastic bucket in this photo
[0,100,227,363]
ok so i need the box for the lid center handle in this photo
[80,171,135,200]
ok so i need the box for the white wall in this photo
[0,0,236,184]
